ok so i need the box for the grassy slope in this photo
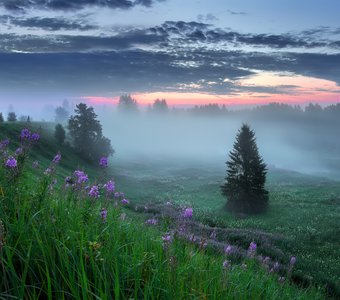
[111,157,340,297]
[0,122,328,299]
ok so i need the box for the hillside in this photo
[0,122,330,299]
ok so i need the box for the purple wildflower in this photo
[183,207,193,218]
[145,218,158,225]
[121,198,129,205]
[20,128,31,140]
[100,208,107,222]
[74,170,88,184]
[290,256,297,265]
[162,235,172,242]
[99,156,108,168]
[5,157,17,168]
[30,133,40,141]
[32,161,39,169]
[15,147,23,155]
[114,192,120,198]
[104,180,115,193]
[224,245,233,255]
[222,260,231,269]
[0,139,10,149]
[249,242,257,252]
[88,185,100,199]
[52,153,61,164]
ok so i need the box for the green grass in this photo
[0,122,332,299]
[111,157,340,298]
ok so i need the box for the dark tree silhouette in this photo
[68,103,114,162]
[0,113,4,123]
[152,99,168,114]
[221,124,268,214]
[7,112,17,122]
[117,95,139,114]
[54,124,66,146]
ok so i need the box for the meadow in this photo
[0,122,338,299]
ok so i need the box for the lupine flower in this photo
[290,256,297,265]
[224,245,233,255]
[20,128,31,140]
[5,157,17,168]
[145,218,158,225]
[15,147,23,155]
[100,208,107,222]
[183,207,193,218]
[222,260,231,269]
[74,170,88,184]
[32,161,39,169]
[99,156,108,167]
[52,153,61,164]
[30,133,40,141]
[104,180,115,193]
[88,185,100,198]
[114,192,120,198]
[121,198,129,205]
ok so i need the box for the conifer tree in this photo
[68,103,114,162]
[221,124,268,214]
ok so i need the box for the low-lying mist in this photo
[99,111,340,178]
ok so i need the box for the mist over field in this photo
[97,109,340,178]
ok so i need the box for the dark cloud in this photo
[1,0,165,11]
[0,21,339,96]
[0,15,97,31]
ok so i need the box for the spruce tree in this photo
[221,124,268,214]
[0,113,4,123]
[68,103,114,162]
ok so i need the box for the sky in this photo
[0,0,340,115]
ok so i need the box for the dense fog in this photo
[96,103,340,178]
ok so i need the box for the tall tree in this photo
[151,99,168,114]
[7,112,17,122]
[55,106,69,124]
[117,95,139,114]
[68,103,114,162]
[54,124,66,146]
[0,113,4,123]
[221,124,268,214]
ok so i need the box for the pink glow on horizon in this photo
[82,74,340,107]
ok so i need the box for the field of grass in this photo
[0,122,337,299]
[111,157,340,297]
